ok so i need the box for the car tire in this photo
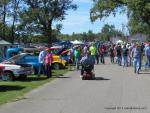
[4,72,15,81]
[32,67,38,75]
[53,63,61,70]
[20,74,27,79]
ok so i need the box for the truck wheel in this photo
[32,67,38,75]
[4,72,15,81]
[53,63,61,70]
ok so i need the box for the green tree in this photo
[90,0,150,36]
[20,0,77,45]
[87,30,97,41]
[10,0,23,43]
[82,32,88,41]
[0,0,11,40]
[101,24,124,41]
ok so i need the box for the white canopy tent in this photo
[116,40,123,44]
[71,40,84,45]
[0,39,11,60]
[0,40,11,46]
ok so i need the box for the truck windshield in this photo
[10,52,19,58]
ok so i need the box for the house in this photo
[0,39,11,59]
[128,33,146,43]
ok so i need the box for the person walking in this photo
[116,44,122,66]
[38,48,46,76]
[89,44,97,64]
[45,48,53,78]
[95,49,100,64]
[70,45,74,64]
[109,45,115,63]
[99,44,105,64]
[122,45,129,67]
[131,44,142,74]
[74,46,81,70]
[128,43,133,66]
[145,43,150,69]
[83,45,88,56]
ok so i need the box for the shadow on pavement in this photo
[52,74,71,78]
[17,77,48,82]
[56,76,71,78]
[0,85,25,92]
[94,77,111,81]
[139,72,150,74]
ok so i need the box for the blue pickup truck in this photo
[5,48,67,74]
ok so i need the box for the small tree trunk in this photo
[3,4,6,40]
[11,19,15,43]
[47,19,53,47]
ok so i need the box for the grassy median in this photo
[0,69,67,105]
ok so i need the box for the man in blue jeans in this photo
[122,45,129,67]
[74,46,81,70]
[116,44,122,66]
[38,48,46,76]
[131,44,141,74]
[145,44,150,69]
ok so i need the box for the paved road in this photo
[0,62,150,113]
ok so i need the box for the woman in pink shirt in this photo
[45,48,53,78]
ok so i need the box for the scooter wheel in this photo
[92,74,95,80]
[81,77,85,80]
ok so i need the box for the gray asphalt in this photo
[0,61,150,113]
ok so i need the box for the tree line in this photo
[58,24,124,41]
[90,0,150,41]
[0,0,77,44]
[1,0,150,44]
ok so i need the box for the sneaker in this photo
[134,70,136,73]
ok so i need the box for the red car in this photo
[0,66,4,73]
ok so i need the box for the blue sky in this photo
[60,0,129,35]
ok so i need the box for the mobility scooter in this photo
[81,64,95,80]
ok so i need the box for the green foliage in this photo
[90,0,150,36]
[58,26,123,41]
[100,24,124,41]
[20,0,77,44]
[0,0,77,44]
[90,0,126,22]
[146,37,150,42]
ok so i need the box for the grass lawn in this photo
[0,69,67,105]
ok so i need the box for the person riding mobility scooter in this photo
[80,52,95,80]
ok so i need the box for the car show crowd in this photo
[68,42,150,75]
[0,41,150,81]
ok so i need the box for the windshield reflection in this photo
[2,53,27,64]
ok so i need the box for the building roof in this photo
[0,39,11,45]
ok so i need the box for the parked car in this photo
[0,66,4,79]
[5,53,66,74]
[0,56,33,81]
[50,47,71,64]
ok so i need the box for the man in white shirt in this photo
[38,48,46,76]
